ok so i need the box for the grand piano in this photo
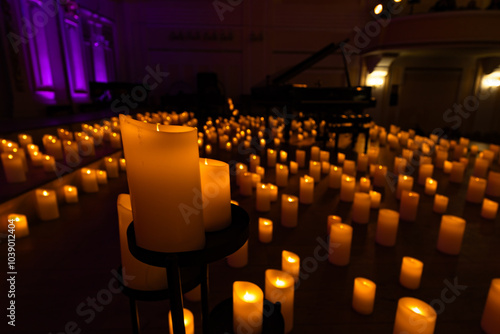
[251,39,376,152]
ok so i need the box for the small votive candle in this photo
[328,165,343,189]
[399,191,419,222]
[418,164,434,185]
[433,194,449,214]
[42,155,56,173]
[81,169,99,193]
[340,174,355,202]
[486,171,500,197]
[357,153,369,172]
[7,214,29,238]
[465,176,487,203]
[343,160,356,177]
[280,150,288,163]
[358,177,371,192]
[352,277,376,315]
[239,172,253,196]
[1,153,26,183]
[393,157,407,175]
[376,209,399,247]
[282,250,300,283]
[119,158,126,171]
[256,166,265,180]
[249,154,260,172]
[443,160,453,174]
[399,256,424,289]
[63,185,79,203]
[289,161,298,174]
[481,279,500,333]
[205,144,212,155]
[327,215,342,235]
[276,164,289,187]
[258,218,273,243]
[299,175,314,204]
[329,223,353,266]
[473,158,489,178]
[396,175,413,200]
[282,195,299,227]
[369,190,381,209]
[267,149,277,167]
[352,192,371,224]
[35,189,59,221]
[96,170,108,184]
[373,165,387,187]
[437,215,466,255]
[449,161,465,183]
[104,157,119,178]
[295,149,306,168]
[309,160,321,183]
[425,178,437,196]
[337,152,345,165]
[481,199,498,220]
[393,297,437,334]
[268,183,278,202]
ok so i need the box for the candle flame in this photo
[7,154,13,159]
[33,151,39,156]
[45,156,50,160]
[205,158,208,165]
[99,171,103,175]
[67,141,72,145]
[29,145,35,149]
[84,136,89,140]
[239,164,244,170]
[411,307,423,314]
[288,197,294,202]
[263,220,271,225]
[86,169,91,174]
[22,135,27,139]
[112,133,117,137]
[280,165,283,169]
[15,217,20,222]
[68,187,73,192]
[275,278,285,287]
[287,256,296,263]
[243,291,255,302]
[7,142,12,147]
[156,123,160,131]
[108,158,113,162]
[42,190,49,196]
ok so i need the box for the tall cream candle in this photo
[258,218,273,243]
[486,171,500,197]
[352,192,371,224]
[418,164,434,185]
[299,175,314,204]
[265,270,295,333]
[1,153,26,183]
[309,160,321,183]
[328,165,343,189]
[81,169,99,193]
[282,195,299,227]
[276,164,289,187]
[437,215,466,255]
[256,183,271,212]
[481,279,500,333]
[473,158,489,178]
[373,165,387,187]
[425,178,437,196]
[400,191,419,222]
[282,250,300,283]
[104,157,119,178]
[343,160,356,177]
[340,174,355,202]
[369,190,381,208]
[267,149,277,167]
[289,161,298,174]
[35,189,59,221]
[329,223,353,266]
[396,175,414,200]
[295,149,306,168]
[465,176,487,203]
[433,194,449,214]
[240,172,253,196]
[358,177,371,192]
[327,215,342,235]
[352,277,376,315]
[376,209,399,247]
[449,161,465,183]
[233,281,263,334]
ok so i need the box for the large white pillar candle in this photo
[482,199,499,220]
[200,158,232,231]
[265,270,295,333]
[399,257,423,289]
[376,209,399,246]
[282,195,299,227]
[396,175,414,200]
[35,189,59,221]
[276,164,289,187]
[233,281,263,334]
[352,277,376,315]
[282,250,300,283]
[328,165,343,189]
[7,214,29,238]
[258,218,273,243]
[465,176,487,203]
[104,157,119,178]
[418,164,434,185]
[352,192,371,224]
[256,183,271,212]
[486,171,500,197]
[436,215,466,255]
[299,175,314,204]
[309,160,321,183]
[227,241,248,268]
[433,194,448,214]
[340,174,355,202]
[295,149,306,168]
[120,116,206,252]
[329,223,353,266]
[449,161,465,183]
[393,297,436,334]
[373,165,388,187]
[1,153,26,183]
[117,194,166,291]
[481,279,500,333]
[267,149,277,167]
[400,191,419,221]
[168,308,194,334]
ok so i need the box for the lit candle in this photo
[104,157,119,178]
[96,170,108,184]
[117,194,166,290]
[466,176,487,203]
[481,198,499,220]
[1,153,26,183]
[265,270,295,333]
[41,155,56,173]
[205,144,212,155]
[399,256,424,289]
[168,308,194,334]
[299,175,314,204]
[436,215,466,255]
[352,192,371,224]
[235,163,248,186]
[329,223,353,266]
[481,279,500,333]
[357,153,368,172]
[233,281,263,334]
[340,174,355,202]
[369,190,381,209]
[81,169,99,193]
[393,157,407,175]
[109,132,122,149]
[343,160,356,177]
[258,218,273,243]
[473,158,489,178]
[376,209,399,247]
[443,160,453,174]
[320,150,330,162]
[18,134,32,147]
[449,161,465,183]
[63,140,80,166]
[30,150,43,167]
[256,165,265,181]
[327,215,342,235]
[435,148,448,169]
[309,160,321,183]
[240,172,253,196]
[225,141,232,152]
[418,164,434,185]
[367,146,379,164]
[328,165,343,189]
[424,178,437,196]
[295,149,306,168]
[311,146,320,161]
[433,194,449,214]
[63,185,78,203]
[78,136,95,156]
[358,177,371,192]
[400,191,419,222]
[282,250,300,283]
[373,165,387,187]
[289,161,298,174]
[321,161,330,174]
[281,195,298,228]
[11,148,27,172]
[337,152,345,165]
[35,189,59,221]
[393,297,436,334]
[276,164,289,187]
[249,154,260,172]
[266,183,277,202]
[227,241,249,268]
[267,149,277,167]
[486,171,500,197]
[7,214,29,238]
[352,277,376,315]
[2,140,18,152]
[280,150,288,163]
[256,183,271,212]
[119,158,126,171]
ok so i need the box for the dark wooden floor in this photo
[1,132,499,334]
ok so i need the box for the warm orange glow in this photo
[275,278,285,287]
[374,4,383,14]
[68,187,73,192]
[243,291,255,302]
[411,306,423,314]
[86,169,91,174]
[84,136,89,140]
[22,135,27,139]
[204,158,208,165]
[33,151,39,156]
[42,190,49,196]
[7,154,13,159]
[108,158,113,162]
[7,142,12,147]
[287,256,296,263]
[45,156,50,160]
[112,133,117,137]
[288,197,294,202]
